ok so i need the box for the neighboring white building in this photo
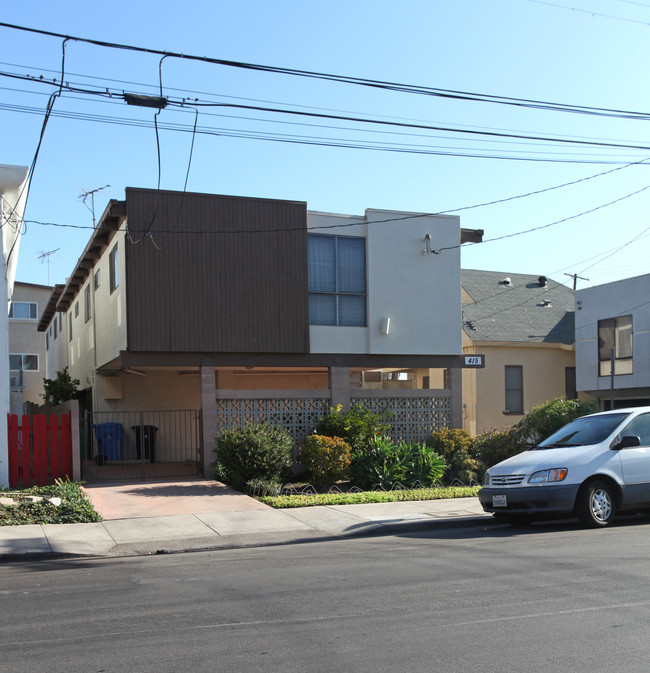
[9,281,52,413]
[575,273,650,409]
[0,164,29,486]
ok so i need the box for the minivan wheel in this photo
[577,480,615,527]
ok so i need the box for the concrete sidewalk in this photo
[0,480,493,561]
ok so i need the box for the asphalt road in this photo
[3,516,650,673]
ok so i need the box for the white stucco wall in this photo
[45,228,128,407]
[575,273,650,395]
[308,208,461,355]
[0,165,29,486]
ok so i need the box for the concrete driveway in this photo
[82,479,271,520]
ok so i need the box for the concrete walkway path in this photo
[0,479,492,561]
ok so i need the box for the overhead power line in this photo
[3,21,650,120]
[6,71,650,158]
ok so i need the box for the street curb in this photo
[0,514,496,562]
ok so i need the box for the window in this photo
[621,413,650,447]
[599,315,633,376]
[95,269,101,289]
[9,354,39,371]
[53,316,58,339]
[74,301,79,318]
[308,234,366,326]
[9,301,37,320]
[69,312,73,342]
[109,244,119,293]
[46,333,49,350]
[565,367,577,400]
[505,365,523,414]
[85,285,91,322]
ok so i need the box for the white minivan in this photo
[479,407,650,527]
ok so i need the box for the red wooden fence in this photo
[7,413,73,488]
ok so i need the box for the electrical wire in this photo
[2,98,648,166]
[524,0,650,27]
[7,70,650,154]
[433,183,650,254]
[3,21,650,121]
[7,58,650,149]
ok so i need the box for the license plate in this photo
[492,494,507,507]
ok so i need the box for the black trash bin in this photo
[131,425,158,463]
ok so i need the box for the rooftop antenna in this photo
[79,184,110,228]
[38,248,60,285]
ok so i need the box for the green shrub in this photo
[299,435,351,485]
[214,423,294,490]
[516,397,600,444]
[245,478,283,497]
[473,426,526,474]
[316,404,390,452]
[349,436,445,490]
[426,427,478,484]
[0,479,101,526]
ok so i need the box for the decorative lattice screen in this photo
[351,395,451,443]
[215,397,331,460]
[215,393,451,460]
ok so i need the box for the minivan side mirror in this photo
[611,435,642,450]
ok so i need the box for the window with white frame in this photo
[308,234,366,326]
[9,301,37,320]
[598,315,633,376]
[9,354,39,371]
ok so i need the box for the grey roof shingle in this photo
[462,269,575,345]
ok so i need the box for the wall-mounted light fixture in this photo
[381,317,391,335]
[423,234,438,255]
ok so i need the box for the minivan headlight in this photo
[529,468,567,484]
[483,472,490,486]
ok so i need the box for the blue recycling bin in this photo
[93,422,124,462]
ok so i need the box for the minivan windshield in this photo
[535,412,630,449]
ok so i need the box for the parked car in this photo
[479,407,650,527]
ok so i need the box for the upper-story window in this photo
[85,285,91,323]
[9,301,37,320]
[9,354,39,371]
[598,315,632,376]
[109,244,119,293]
[505,365,524,415]
[308,234,366,326]
[95,269,101,289]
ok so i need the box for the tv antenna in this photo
[79,184,110,228]
[38,248,60,285]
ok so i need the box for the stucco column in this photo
[329,366,350,411]
[449,367,463,429]
[200,366,217,477]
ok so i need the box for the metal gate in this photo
[81,409,202,482]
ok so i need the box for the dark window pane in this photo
[309,294,337,325]
[337,237,366,293]
[23,355,38,371]
[339,295,366,326]
[308,236,336,292]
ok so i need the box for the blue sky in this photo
[2,0,650,290]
